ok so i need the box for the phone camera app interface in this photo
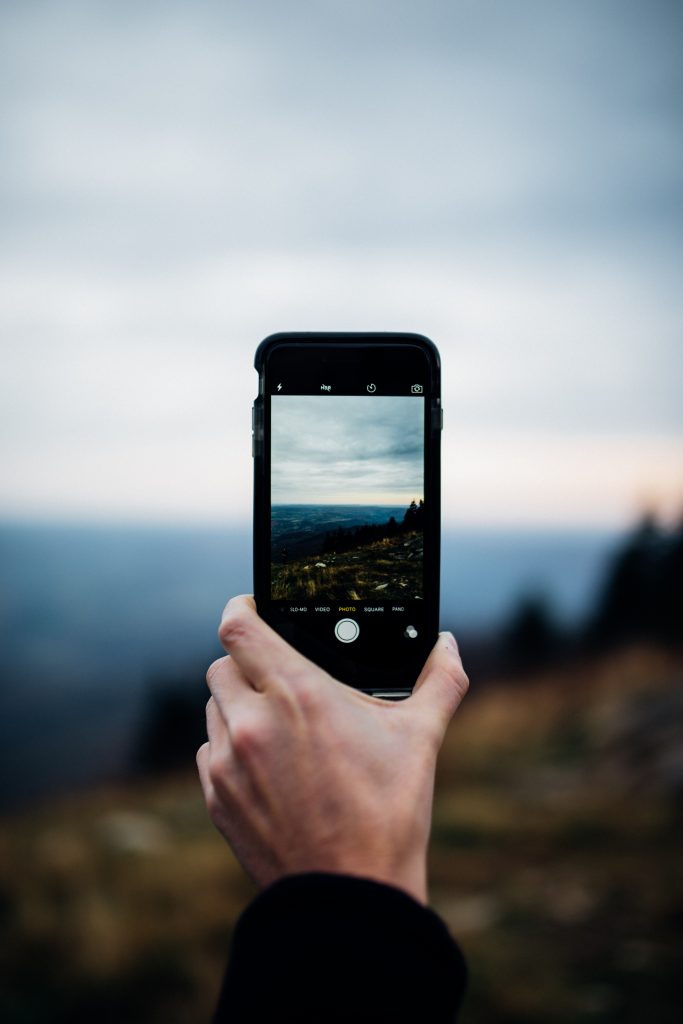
[269,388,426,640]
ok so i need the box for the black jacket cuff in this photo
[214,872,466,1023]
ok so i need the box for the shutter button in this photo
[334,619,360,643]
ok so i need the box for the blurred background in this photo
[0,1,681,1021]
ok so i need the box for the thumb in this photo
[409,632,469,739]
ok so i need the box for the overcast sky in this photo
[272,395,423,505]
[1,0,681,527]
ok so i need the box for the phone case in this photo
[253,332,441,695]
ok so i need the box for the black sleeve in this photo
[213,872,467,1023]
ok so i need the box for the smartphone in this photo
[253,332,441,698]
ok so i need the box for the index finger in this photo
[217,594,315,693]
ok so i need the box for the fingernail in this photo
[440,630,459,653]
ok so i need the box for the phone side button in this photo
[334,618,359,643]
[431,403,443,431]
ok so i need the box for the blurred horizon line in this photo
[0,513,644,535]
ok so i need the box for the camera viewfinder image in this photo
[271,395,424,601]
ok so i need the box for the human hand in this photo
[196,595,468,905]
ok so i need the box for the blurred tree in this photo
[589,515,659,645]
[501,594,564,675]
[655,517,683,646]
[135,669,207,776]
[587,514,683,649]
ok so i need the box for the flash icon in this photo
[277,383,283,391]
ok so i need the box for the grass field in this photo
[272,530,423,600]
[0,646,680,1022]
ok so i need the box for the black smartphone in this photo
[253,332,441,698]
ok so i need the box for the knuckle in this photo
[206,657,228,685]
[455,667,470,697]
[208,748,233,789]
[438,648,470,698]
[218,610,251,650]
[437,661,470,713]
[287,672,319,712]
[205,788,224,822]
[196,741,209,766]
[230,714,269,761]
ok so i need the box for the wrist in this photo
[268,847,428,905]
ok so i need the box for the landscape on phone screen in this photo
[271,394,424,601]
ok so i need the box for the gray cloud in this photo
[0,0,681,522]
[1,1,681,262]
[271,395,423,504]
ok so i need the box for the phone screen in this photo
[254,336,440,694]
[271,393,425,605]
